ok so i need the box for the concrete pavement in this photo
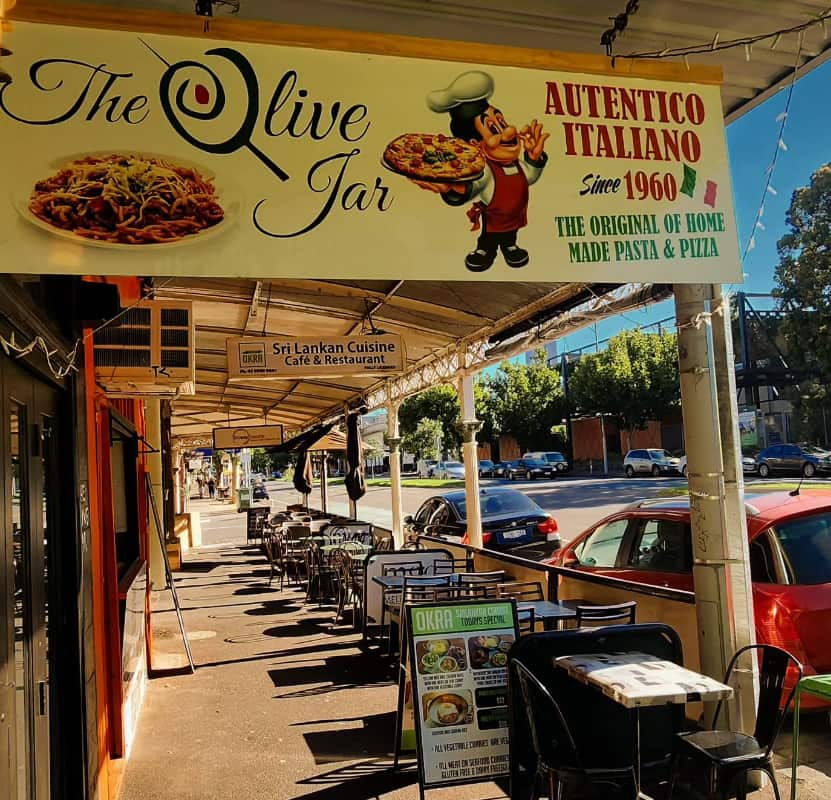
[119,500,831,800]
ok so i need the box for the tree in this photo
[402,417,443,462]
[250,447,271,474]
[363,438,385,477]
[478,349,568,453]
[568,330,680,450]
[775,164,831,376]
[399,385,461,455]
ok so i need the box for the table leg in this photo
[791,683,801,800]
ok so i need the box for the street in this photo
[262,474,690,548]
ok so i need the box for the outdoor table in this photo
[319,542,373,557]
[555,651,733,800]
[515,599,577,631]
[790,674,831,800]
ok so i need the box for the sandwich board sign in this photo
[398,599,518,798]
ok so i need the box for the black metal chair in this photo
[498,580,545,602]
[575,601,636,627]
[510,659,636,799]
[429,556,473,575]
[401,540,426,551]
[388,575,452,656]
[668,644,803,800]
[517,607,536,636]
[379,562,423,648]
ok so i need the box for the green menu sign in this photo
[401,599,518,797]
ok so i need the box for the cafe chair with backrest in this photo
[389,575,452,657]
[379,561,423,648]
[456,571,506,598]
[498,581,544,602]
[668,644,802,800]
[401,540,426,551]
[429,556,473,575]
[517,607,536,636]
[510,659,636,800]
[575,601,636,627]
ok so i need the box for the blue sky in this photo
[554,59,831,356]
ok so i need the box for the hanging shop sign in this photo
[226,334,405,379]
[402,599,518,793]
[0,18,741,282]
[212,424,284,449]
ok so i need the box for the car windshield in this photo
[451,491,540,520]
[480,460,493,466]
[647,449,670,459]
[444,462,463,468]
[802,446,830,456]
[772,511,831,585]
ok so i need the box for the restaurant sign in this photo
[404,600,518,791]
[226,334,405,379]
[212,424,284,449]
[0,21,741,282]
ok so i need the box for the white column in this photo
[459,373,483,549]
[320,451,329,514]
[675,284,756,731]
[145,399,166,591]
[387,400,405,548]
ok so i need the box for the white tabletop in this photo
[555,651,733,709]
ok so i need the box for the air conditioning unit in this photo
[93,299,196,397]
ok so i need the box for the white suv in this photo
[623,449,681,477]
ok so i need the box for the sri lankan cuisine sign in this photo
[0,20,741,282]
[227,334,406,379]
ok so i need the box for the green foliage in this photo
[250,447,271,474]
[773,165,831,440]
[402,417,443,461]
[478,349,567,453]
[568,330,680,443]
[399,385,461,454]
[775,164,831,376]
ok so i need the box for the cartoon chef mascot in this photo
[416,70,549,272]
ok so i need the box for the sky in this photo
[554,57,831,356]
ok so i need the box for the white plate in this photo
[14,151,242,250]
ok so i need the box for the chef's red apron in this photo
[484,161,529,232]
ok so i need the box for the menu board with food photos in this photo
[404,599,518,794]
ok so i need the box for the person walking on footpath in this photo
[196,475,204,498]
[207,476,216,499]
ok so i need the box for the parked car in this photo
[404,486,560,550]
[680,454,755,478]
[492,461,511,478]
[478,459,496,477]
[271,469,283,479]
[545,491,831,708]
[623,449,682,477]
[524,451,570,473]
[252,484,270,500]
[417,459,438,478]
[436,461,465,479]
[504,458,554,480]
[754,444,831,479]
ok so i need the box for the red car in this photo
[546,491,831,709]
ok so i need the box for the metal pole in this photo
[675,284,756,731]
[387,398,405,548]
[459,372,483,549]
[320,451,328,514]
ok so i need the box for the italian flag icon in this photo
[680,164,718,208]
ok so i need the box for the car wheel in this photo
[625,465,635,478]
[758,463,770,479]
[651,465,661,477]
[803,462,816,478]
[526,470,532,480]
[682,465,688,478]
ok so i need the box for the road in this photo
[265,474,690,546]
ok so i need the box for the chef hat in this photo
[426,70,494,122]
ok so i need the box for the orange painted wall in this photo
[622,420,662,452]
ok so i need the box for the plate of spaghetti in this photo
[20,153,234,247]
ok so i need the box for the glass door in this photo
[3,361,58,800]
